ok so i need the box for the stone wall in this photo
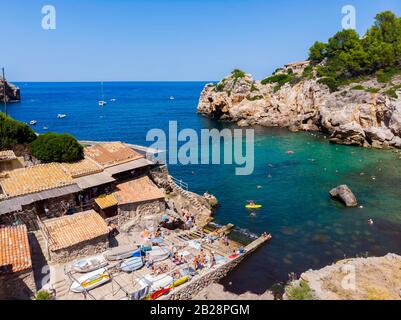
[0,269,36,300]
[0,194,77,231]
[117,199,165,226]
[167,235,270,300]
[48,235,109,264]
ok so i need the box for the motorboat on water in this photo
[29,120,37,125]
[98,100,107,107]
[169,96,175,100]
[57,114,66,119]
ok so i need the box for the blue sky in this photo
[1,0,400,81]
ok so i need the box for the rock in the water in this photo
[329,184,358,207]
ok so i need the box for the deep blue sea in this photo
[4,82,401,294]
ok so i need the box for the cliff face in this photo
[197,66,401,149]
[0,80,21,102]
[285,253,401,300]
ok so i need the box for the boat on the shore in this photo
[72,255,108,273]
[103,244,140,261]
[147,246,170,262]
[120,256,144,272]
[70,267,110,293]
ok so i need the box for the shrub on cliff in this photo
[308,11,401,89]
[286,280,314,300]
[0,112,37,150]
[29,132,83,163]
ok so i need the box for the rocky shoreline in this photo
[285,253,401,300]
[0,79,20,102]
[197,64,401,150]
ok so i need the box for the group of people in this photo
[182,209,195,229]
[193,248,215,270]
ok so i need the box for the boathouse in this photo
[40,210,109,263]
[0,225,36,300]
[113,176,166,228]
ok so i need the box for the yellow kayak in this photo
[245,204,262,209]
[170,276,189,288]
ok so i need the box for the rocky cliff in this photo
[197,65,401,149]
[285,253,401,300]
[0,80,21,102]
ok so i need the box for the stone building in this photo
[0,225,36,300]
[113,175,166,228]
[40,210,109,264]
[283,61,310,75]
[0,150,24,172]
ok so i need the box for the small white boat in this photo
[29,120,37,125]
[110,98,116,102]
[57,114,66,119]
[43,126,48,130]
[147,246,171,262]
[98,100,107,107]
[120,256,144,272]
[70,267,110,293]
[103,244,140,261]
[137,273,174,291]
[72,255,108,273]
[169,96,175,100]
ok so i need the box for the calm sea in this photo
[5,82,401,294]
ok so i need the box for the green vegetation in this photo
[352,85,365,90]
[34,290,53,300]
[231,69,246,79]
[29,132,83,163]
[261,73,295,92]
[250,83,259,92]
[308,11,401,91]
[0,112,37,150]
[286,280,314,300]
[302,65,314,79]
[246,95,263,101]
[385,84,401,98]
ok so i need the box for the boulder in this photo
[329,185,358,207]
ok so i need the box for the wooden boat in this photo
[72,255,108,273]
[120,256,144,272]
[103,244,139,261]
[147,246,171,262]
[70,268,110,293]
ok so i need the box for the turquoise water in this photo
[4,82,401,294]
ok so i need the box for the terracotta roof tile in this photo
[0,163,74,198]
[84,142,144,168]
[114,176,165,205]
[0,225,32,274]
[43,210,109,251]
[60,158,103,178]
[0,150,17,161]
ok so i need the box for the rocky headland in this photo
[285,253,401,300]
[197,64,401,149]
[0,79,21,102]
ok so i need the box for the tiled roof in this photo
[114,176,165,205]
[84,142,144,168]
[0,150,17,161]
[0,225,32,274]
[95,194,118,209]
[0,163,74,198]
[60,158,103,178]
[43,210,109,251]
